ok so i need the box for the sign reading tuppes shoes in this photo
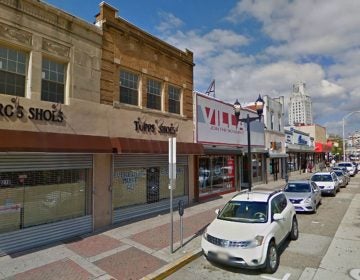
[134,117,178,135]
[0,99,64,123]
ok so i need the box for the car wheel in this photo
[264,241,279,274]
[289,216,299,240]
[313,203,317,214]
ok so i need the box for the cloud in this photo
[156,11,184,34]
[229,0,360,57]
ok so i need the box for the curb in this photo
[141,248,203,280]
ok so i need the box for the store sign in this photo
[196,94,265,146]
[270,141,282,150]
[0,101,64,123]
[134,118,178,135]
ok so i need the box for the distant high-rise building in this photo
[288,81,313,126]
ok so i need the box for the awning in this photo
[203,145,243,155]
[315,142,332,153]
[111,137,204,155]
[268,153,289,158]
[0,129,113,153]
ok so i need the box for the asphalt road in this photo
[166,174,360,280]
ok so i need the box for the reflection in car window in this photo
[284,183,311,193]
[218,201,268,223]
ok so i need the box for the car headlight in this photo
[203,227,208,240]
[303,196,312,203]
[246,235,264,248]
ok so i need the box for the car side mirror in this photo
[273,213,284,221]
[215,209,220,215]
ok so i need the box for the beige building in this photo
[0,0,201,254]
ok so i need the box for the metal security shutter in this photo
[0,215,92,255]
[0,154,93,171]
[114,155,188,168]
[113,196,188,224]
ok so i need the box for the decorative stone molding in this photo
[0,22,32,46]
[42,38,70,58]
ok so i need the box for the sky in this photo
[43,0,360,137]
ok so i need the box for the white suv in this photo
[201,190,298,273]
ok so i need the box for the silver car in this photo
[283,180,322,213]
[332,170,348,187]
[311,172,340,196]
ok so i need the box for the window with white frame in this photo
[168,85,181,114]
[147,79,161,110]
[120,70,139,105]
[41,58,65,103]
[0,46,26,97]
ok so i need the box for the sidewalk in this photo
[0,172,314,280]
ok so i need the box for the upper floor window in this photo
[147,79,161,110]
[168,85,181,114]
[0,46,26,97]
[120,70,138,106]
[41,58,65,103]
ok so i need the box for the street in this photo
[166,174,360,280]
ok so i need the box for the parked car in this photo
[310,172,340,196]
[332,170,348,187]
[283,180,322,213]
[201,190,298,273]
[336,162,356,176]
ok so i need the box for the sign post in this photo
[169,137,176,253]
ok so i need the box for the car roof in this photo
[286,180,311,184]
[231,190,280,202]
[312,172,333,175]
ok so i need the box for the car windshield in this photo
[338,163,351,167]
[284,183,311,193]
[334,171,343,176]
[312,174,332,182]
[218,201,268,223]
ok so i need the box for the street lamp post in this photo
[342,111,360,161]
[233,95,265,191]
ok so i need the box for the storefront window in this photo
[113,166,186,209]
[198,155,235,197]
[0,169,91,234]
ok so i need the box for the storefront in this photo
[285,127,315,174]
[109,138,202,223]
[0,129,113,255]
[195,93,265,200]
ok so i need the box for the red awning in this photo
[111,137,204,155]
[0,129,113,153]
[315,142,332,153]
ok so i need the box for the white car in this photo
[336,162,356,176]
[311,172,340,196]
[201,190,298,273]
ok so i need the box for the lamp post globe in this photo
[234,99,241,120]
[255,94,265,120]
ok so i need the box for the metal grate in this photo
[206,234,251,248]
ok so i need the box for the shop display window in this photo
[0,169,91,234]
[113,166,186,209]
[198,155,235,196]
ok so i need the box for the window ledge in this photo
[113,101,188,120]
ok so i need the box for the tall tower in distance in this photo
[288,81,313,126]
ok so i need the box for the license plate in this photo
[217,252,228,261]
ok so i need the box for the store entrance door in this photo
[146,167,160,203]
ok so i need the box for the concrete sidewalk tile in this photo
[141,248,203,280]
[10,258,94,280]
[94,247,167,280]
[313,267,352,280]
[87,244,131,263]
[68,254,108,278]
[65,234,123,258]
[319,238,360,273]
[130,208,217,250]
